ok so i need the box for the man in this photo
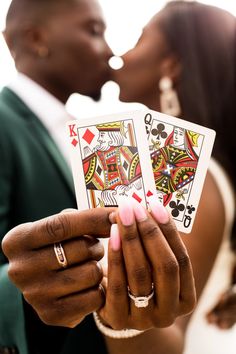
[0,0,113,353]
[82,121,143,207]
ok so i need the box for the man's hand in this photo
[2,208,114,328]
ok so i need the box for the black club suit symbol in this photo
[151,123,168,140]
[169,200,185,217]
[187,205,195,214]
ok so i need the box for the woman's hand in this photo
[98,198,196,331]
[206,285,236,329]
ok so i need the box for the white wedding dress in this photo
[184,158,236,354]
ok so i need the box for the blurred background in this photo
[1,0,236,117]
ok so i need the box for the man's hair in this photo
[5,0,78,52]
[6,0,79,27]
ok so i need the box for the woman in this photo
[114,1,236,352]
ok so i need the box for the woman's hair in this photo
[158,1,235,175]
[158,1,236,248]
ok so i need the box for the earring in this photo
[159,76,181,117]
[37,46,49,58]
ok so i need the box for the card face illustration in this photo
[66,111,156,211]
[143,109,216,233]
[66,109,215,234]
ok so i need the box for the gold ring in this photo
[54,243,68,268]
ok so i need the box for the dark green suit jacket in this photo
[0,88,106,354]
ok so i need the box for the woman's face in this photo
[173,127,185,147]
[114,15,169,107]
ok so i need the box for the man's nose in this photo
[104,41,114,60]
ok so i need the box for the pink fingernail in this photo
[109,211,117,224]
[118,199,134,226]
[149,196,169,224]
[110,224,121,251]
[132,200,148,222]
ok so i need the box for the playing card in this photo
[144,109,216,233]
[66,111,156,211]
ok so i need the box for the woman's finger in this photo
[133,200,180,325]
[99,224,129,329]
[117,200,153,300]
[149,197,196,315]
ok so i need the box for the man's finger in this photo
[2,208,116,253]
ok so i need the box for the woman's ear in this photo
[159,55,181,84]
[158,55,182,117]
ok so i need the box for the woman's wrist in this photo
[93,312,144,339]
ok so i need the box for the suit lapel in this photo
[30,118,75,195]
[1,87,75,195]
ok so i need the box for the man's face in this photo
[40,0,113,100]
[97,131,112,151]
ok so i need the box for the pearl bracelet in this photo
[93,312,144,339]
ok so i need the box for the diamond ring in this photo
[128,284,154,308]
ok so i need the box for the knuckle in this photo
[42,299,71,326]
[23,289,39,306]
[2,223,31,257]
[109,256,122,268]
[142,224,159,240]
[67,318,85,328]
[60,273,77,286]
[94,287,106,309]
[1,235,11,258]
[110,282,126,296]
[164,220,178,236]
[158,316,175,328]
[78,238,91,259]
[8,263,23,284]
[180,294,197,315]
[87,239,104,261]
[157,259,179,276]
[39,308,59,326]
[177,253,191,269]
[80,287,104,313]
[132,266,150,283]
[23,284,50,307]
[88,261,103,285]
[89,208,110,233]
[123,229,138,243]
[45,213,71,241]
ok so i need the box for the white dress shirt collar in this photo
[7,72,69,129]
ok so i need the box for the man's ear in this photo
[2,29,10,49]
[20,24,48,57]
[2,29,16,59]
[159,55,181,84]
